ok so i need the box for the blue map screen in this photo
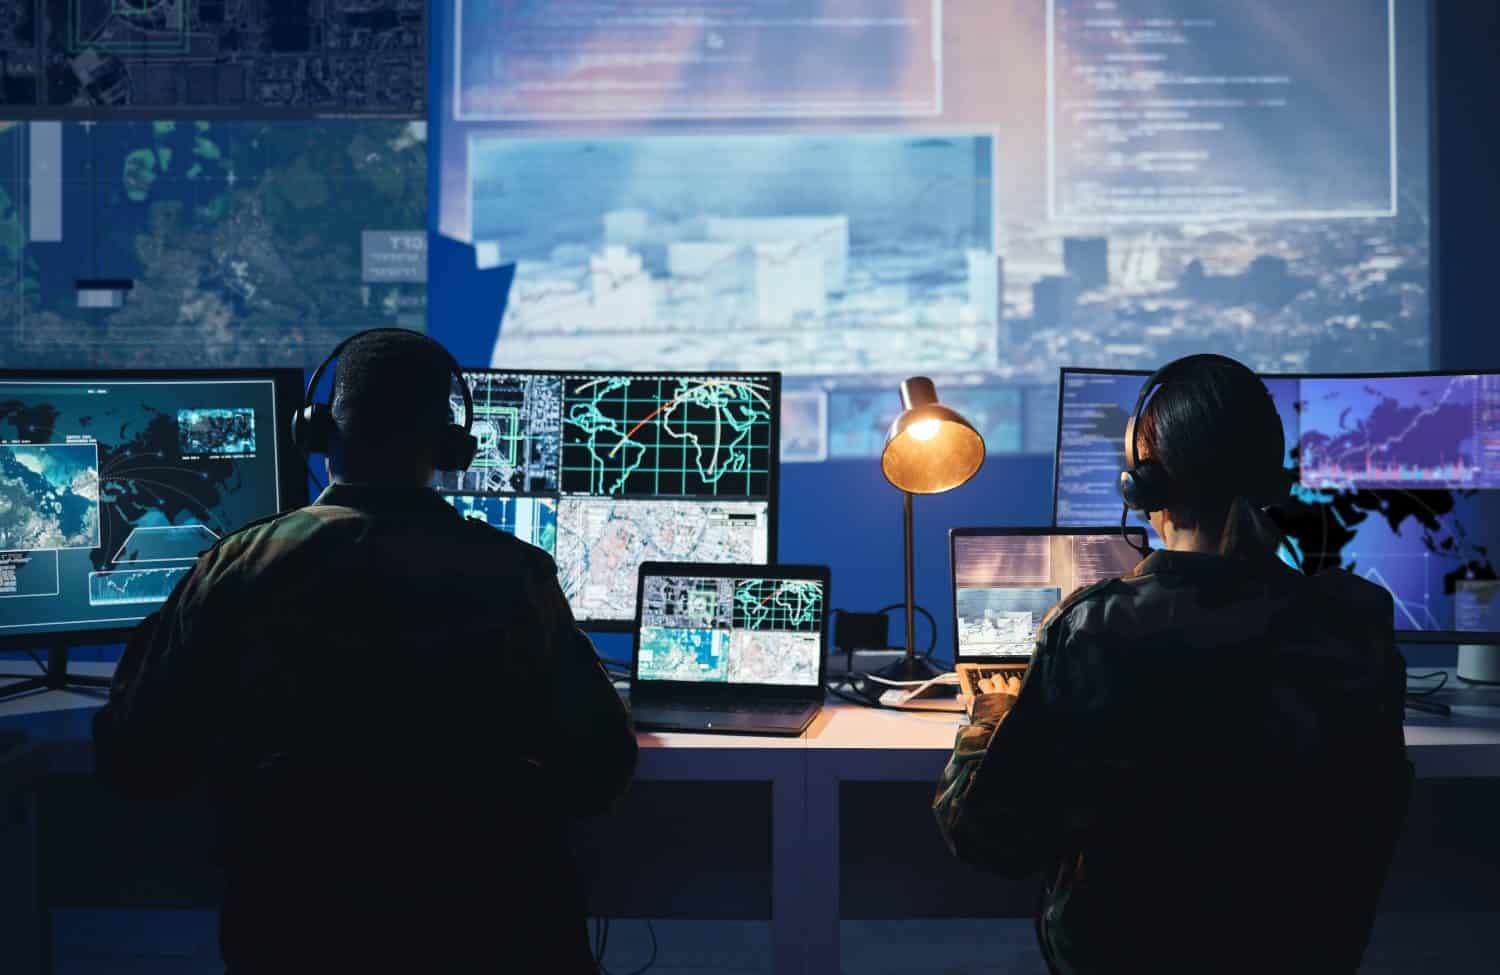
[0,376,287,638]
[1054,369,1500,637]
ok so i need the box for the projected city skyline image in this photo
[432,0,1433,462]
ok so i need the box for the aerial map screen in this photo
[433,0,1433,465]
[437,370,778,627]
[637,573,825,687]
[0,372,294,639]
[0,1,425,117]
[1054,369,1500,639]
[0,119,428,369]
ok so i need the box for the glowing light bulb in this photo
[908,418,941,441]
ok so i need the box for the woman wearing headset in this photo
[934,355,1413,974]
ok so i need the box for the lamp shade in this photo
[880,377,986,494]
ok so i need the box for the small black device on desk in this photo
[950,526,1146,707]
[629,561,830,736]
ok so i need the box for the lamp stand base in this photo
[872,654,945,684]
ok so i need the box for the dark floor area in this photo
[46,910,1500,973]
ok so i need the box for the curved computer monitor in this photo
[0,368,305,649]
[434,369,780,630]
[1053,367,1500,646]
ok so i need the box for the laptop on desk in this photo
[950,527,1145,708]
[630,562,830,736]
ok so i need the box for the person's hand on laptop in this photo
[977,674,1022,697]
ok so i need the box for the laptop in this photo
[630,561,830,736]
[950,526,1145,709]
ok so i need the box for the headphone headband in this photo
[1118,353,1287,524]
[293,328,477,472]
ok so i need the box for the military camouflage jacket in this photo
[934,549,1412,974]
[93,482,636,970]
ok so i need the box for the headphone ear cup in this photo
[1119,460,1170,513]
[293,404,336,456]
[434,424,478,472]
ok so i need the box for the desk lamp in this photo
[878,377,986,681]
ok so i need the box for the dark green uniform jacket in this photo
[93,483,638,973]
[934,549,1412,974]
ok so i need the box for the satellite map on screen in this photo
[0,119,427,368]
[0,442,100,551]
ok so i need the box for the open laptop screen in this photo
[951,528,1144,662]
[636,570,826,687]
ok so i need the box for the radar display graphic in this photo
[561,376,773,498]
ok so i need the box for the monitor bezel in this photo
[0,367,307,652]
[1051,366,1500,646]
[446,368,782,632]
[630,559,828,699]
[949,524,1148,664]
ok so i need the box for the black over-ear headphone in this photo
[1119,353,1290,516]
[291,327,478,472]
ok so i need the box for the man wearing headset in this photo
[93,329,637,973]
[934,354,1412,974]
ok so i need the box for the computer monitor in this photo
[1053,367,1500,644]
[0,369,305,647]
[435,370,779,629]
[950,526,1146,662]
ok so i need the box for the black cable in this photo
[599,919,658,975]
[1405,671,1448,698]
[27,648,46,672]
[874,602,939,658]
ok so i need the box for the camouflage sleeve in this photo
[933,618,1064,878]
[93,551,228,799]
[525,567,638,816]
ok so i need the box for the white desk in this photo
[5,665,1500,975]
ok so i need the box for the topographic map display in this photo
[556,498,768,623]
[0,119,427,368]
[0,376,282,633]
[561,376,773,498]
[0,1,424,117]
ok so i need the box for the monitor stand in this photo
[0,644,114,703]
